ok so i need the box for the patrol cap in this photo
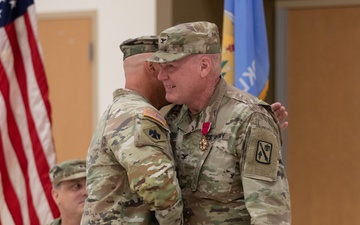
[147,21,221,63]
[120,35,158,60]
[49,159,86,187]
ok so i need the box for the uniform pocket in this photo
[195,137,243,203]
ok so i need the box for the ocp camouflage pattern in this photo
[165,78,291,225]
[120,35,159,60]
[49,159,86,187]
[147,21,221,63]
[46,218,61,225]
[81,89,183,225]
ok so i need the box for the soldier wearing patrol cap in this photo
[147,21,291,225]
[47,159,87,225]
[81,36,183,225]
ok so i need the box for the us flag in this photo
[0,0,60,224]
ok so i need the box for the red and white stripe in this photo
[0,4,59,225]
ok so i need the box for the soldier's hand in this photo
[271,102,288,131]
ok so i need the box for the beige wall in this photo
[36,0,157,120]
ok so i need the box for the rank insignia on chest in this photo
[256,141,272,164]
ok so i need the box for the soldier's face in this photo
[157,55,204,106]
[152,63,170,107]
[52,177,87,216]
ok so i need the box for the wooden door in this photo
[38,15,95,163]
[285,6,360,225]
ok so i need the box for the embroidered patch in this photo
[149,129,160,140]
[243,127,279,182]
[256,141,272,164]
[143,108,166,127]
[143,126,166,143]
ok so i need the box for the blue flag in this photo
[222,0,269,99]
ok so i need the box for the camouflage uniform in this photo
[47,218,61,225]
[49,159,86,187]
[81,37,183,225]
[148,22,291,225]
[47,159,87,225]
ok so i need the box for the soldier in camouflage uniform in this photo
[81,36,183,225]
[147,21,291,224]
[48,159,87,225]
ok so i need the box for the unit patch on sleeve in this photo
[134,114,169,151]
[256,141,272,164]
[143,126,166,143]
[243,127,279,182]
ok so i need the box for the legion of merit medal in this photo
[199,122,211,151]
[199,136,208,151]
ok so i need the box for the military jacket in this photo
[81,89,183,225]
[47,218,61,225]
[165,79,291,225]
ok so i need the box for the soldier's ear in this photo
[144,61,154,72]
[144,61,159,78]
[51,188,60,205]
[199,56,211,78]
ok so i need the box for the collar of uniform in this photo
[112,88,151,105]
[175,77,227,133]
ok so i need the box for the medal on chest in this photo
[199,122,211,151]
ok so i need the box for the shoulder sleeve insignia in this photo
[243,127,279,182]
[256,141,272,164]
[143,108,166,127]
[143,126,166,143]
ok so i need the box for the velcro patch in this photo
[143,108,166,127]
[143,126,166,143]
[243,127,279,182]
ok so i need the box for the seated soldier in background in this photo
[47,159,87,225]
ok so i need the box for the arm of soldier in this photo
[118,114,183,225]
[240,112,291,225]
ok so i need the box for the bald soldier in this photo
[81,36,183,225]
[48,159,87,225]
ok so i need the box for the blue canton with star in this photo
[0,0,33,27]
